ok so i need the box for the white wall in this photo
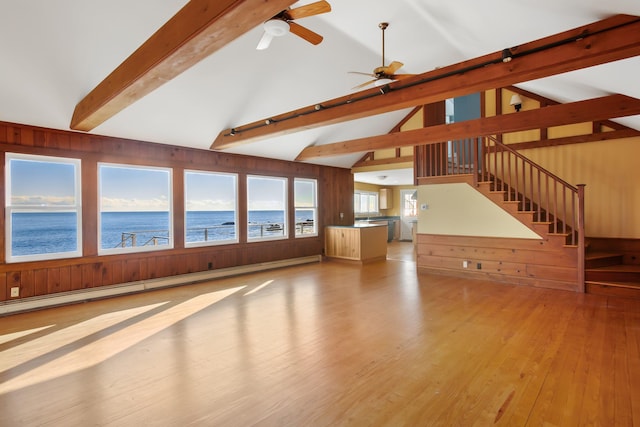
[417,183,542,239]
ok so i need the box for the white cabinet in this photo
[379,188,392,210]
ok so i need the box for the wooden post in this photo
[577,184,586,293]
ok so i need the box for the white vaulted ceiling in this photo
[1,0,639,176]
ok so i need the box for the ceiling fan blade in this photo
[352,79,376,90]
[384,61,404,74]
[256,32,274,50]
[289,21,323,45]
[286,1,331,20]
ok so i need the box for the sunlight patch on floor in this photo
[244,279,274,296]
[0,286,245,394]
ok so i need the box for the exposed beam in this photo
[70,0,296,132]
[211,14,640,150]
[352,156,414,168]
[295,95,640,160]
[505,129,640,151]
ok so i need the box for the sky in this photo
[9,158,315,212]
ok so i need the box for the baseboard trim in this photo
[0,255,321,316]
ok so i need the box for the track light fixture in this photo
[379,84,391,95]
[502,48,513,63]
[229,128,236,136]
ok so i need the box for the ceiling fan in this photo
[350,22,413,89]
[256,1,331,50]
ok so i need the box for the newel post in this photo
[577,184,586,292]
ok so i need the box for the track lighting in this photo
[314,104,323,110]
[379,84,390,95]
[502,48,513,63]
[229,128,236,136]
[265,118,273,125]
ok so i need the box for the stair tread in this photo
[585,252,624,261]
[586,280,640,289]
[586,264,640,273]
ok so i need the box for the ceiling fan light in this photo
[374,78,394,87]
[263,19,290,37]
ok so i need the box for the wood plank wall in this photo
[0,121,354,302]
[416,234,580,292]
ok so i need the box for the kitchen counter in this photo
[355,216,400,242]
[324,224,387,262]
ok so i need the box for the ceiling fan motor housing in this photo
[264,19,290,37]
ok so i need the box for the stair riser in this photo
[586,283,640,299]
[586,271,640,282]
[585,255,624,269]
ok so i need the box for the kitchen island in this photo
[324,223,387,263]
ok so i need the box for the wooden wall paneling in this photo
[140,257,150,280]
[416,242,577,266]
[70,264,84,291]
[20,270,35,297]
[82,159,98,256]
[47,267,62,294]
[124,258,141,283]
[0,272,6,300]
[82,263,95,288]
[173,167,185,250]
[59,266,71,293]
[416,234,579,292]
[146,255,158,279]
[92,262,105,288]
[110,260,124,285]
[0,121,353,302]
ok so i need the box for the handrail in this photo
[485,136,577,191]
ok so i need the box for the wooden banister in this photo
[415,135,585,249]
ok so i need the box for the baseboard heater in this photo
[0,255,321,316]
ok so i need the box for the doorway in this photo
[400,189,418,241]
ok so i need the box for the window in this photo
[98,163,172,254]
[185,170,238,246]
[354,191,379,215]
[5,153,82,262]
[247,175,287,241]
[294,178,317,237]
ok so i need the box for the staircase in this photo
[475,180,576,247]
[415,135,586,291]
[585,250,640,299]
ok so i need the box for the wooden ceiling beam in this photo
[505,129,640,151]
[211,14,640,150]
[70,0,295,132]
[295,94,640,160]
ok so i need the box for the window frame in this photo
[294,178,318,238]
[184,169,239,247]
[246,175,288,242]
[98,162,173,255]
[354,190,379,216]
[5,152,83,263]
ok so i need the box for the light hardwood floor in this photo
[1,242,639,426]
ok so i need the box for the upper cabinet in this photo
[379,188,393,210]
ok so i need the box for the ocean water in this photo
[10,210,314,255]
[11,212,78,256]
